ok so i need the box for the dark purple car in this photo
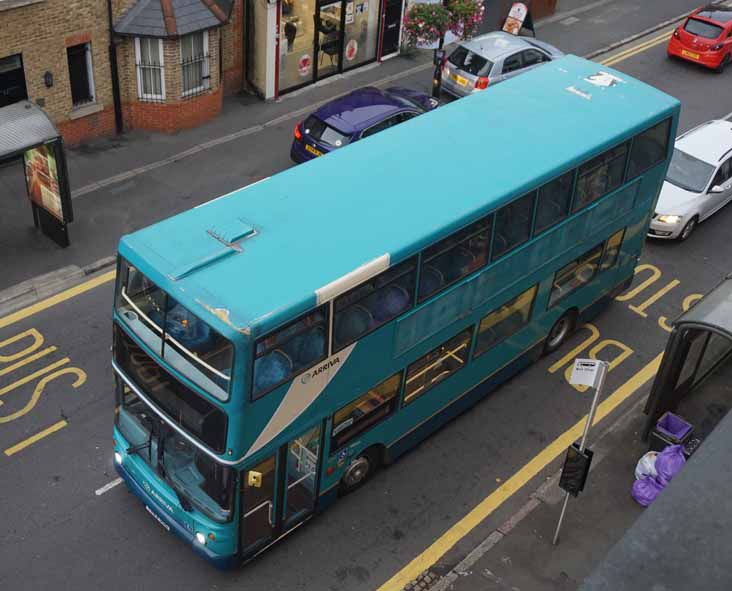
[290,86,439,163]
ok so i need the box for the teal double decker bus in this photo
[111,56,679,567]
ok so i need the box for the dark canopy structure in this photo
[642,273,732,439]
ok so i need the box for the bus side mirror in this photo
[247,471,263,488]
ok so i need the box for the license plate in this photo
[305,144,322,157]
[681,49,700,60]
[451,73,468,86]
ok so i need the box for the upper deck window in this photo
[115,258,233,401]
[253,306,329,400]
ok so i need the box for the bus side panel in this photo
[385,342,544,463]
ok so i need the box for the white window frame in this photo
[67,42,96,106]
[134,37,166,101]
[180,30,210,97]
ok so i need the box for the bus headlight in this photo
[114,452,123,465]
[195,532,207,545]
[657,214,682,225]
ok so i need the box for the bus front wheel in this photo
[543,311,577,355]
[340,448,380,495]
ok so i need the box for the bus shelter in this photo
[642,273,732,440]
[0,101,73,247]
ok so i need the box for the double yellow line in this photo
[601,28,674,67]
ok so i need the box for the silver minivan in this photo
[441,31,564,98]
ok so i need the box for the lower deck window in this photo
[404,328,472,405]
[331,372,401,450]
[549,244,604,307]
[474,285,537,358]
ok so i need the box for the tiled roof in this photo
[115,0,232,37]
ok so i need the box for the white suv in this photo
[649,119,732,241]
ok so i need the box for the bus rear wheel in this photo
[544,311,577,355]
[340,449,379,495]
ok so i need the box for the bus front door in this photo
[240,425,323,559]
[241,454,278,557]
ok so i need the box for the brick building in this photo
[0,0,118,145]
[1,0,555,146]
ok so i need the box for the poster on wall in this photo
[24,143,64,222]
[345,1,354,23]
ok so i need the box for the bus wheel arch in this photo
[338,446,383,495]
[543,308,578,355]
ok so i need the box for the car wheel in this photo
[716,54,730,74]
[679,216,697,241]
[543,310,577,355]
[339,448,379,495]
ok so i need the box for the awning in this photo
[0,101,60,161]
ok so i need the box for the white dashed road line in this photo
[95,477,123,496]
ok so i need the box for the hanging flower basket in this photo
[447,0,485,40]
[402,3,451,49]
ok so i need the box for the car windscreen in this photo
[303,115,351,147]
[114,323,228,453]
[684,17,724,39]
[448,46,491,75]
[665,148,715,193]
[115,258,233,401]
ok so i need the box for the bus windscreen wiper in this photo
[127,429,153,456]
[158,432,193,513]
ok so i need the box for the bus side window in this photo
[573,142,629,212]
[627,118,671,179]
[492,191,535,260]
[330,372,402,450]
[403,328,472,405]
[252,307,329,399]
[473,285,537,358]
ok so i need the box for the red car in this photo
[667,5,732,72]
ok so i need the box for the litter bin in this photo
[649,412,693,452]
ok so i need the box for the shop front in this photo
[246,0,401,98]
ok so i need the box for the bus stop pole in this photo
[552,361,608,545]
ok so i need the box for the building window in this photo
[135,37,165,102]
[66,43,95,106]
[181,31,210,97]
[0,53,27,108]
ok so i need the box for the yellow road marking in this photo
[4,419,68,456]
[601,30,673,67]
[377,352,663,591]
[0,270,116,330]
[0,358,70,398]
[0,346,57,378]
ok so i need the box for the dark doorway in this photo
[0,54,28,108]
[381,0,403,57]
[67,44,94,106]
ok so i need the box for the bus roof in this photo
[119,55,679,338]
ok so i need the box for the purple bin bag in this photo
[631,476,664,507]
[655,444,686,485]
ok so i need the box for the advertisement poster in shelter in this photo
[23,143,64,221]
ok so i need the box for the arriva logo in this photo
[143,480,175,514]
[300,356,340,384]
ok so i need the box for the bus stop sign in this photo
[559,442,594,497]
